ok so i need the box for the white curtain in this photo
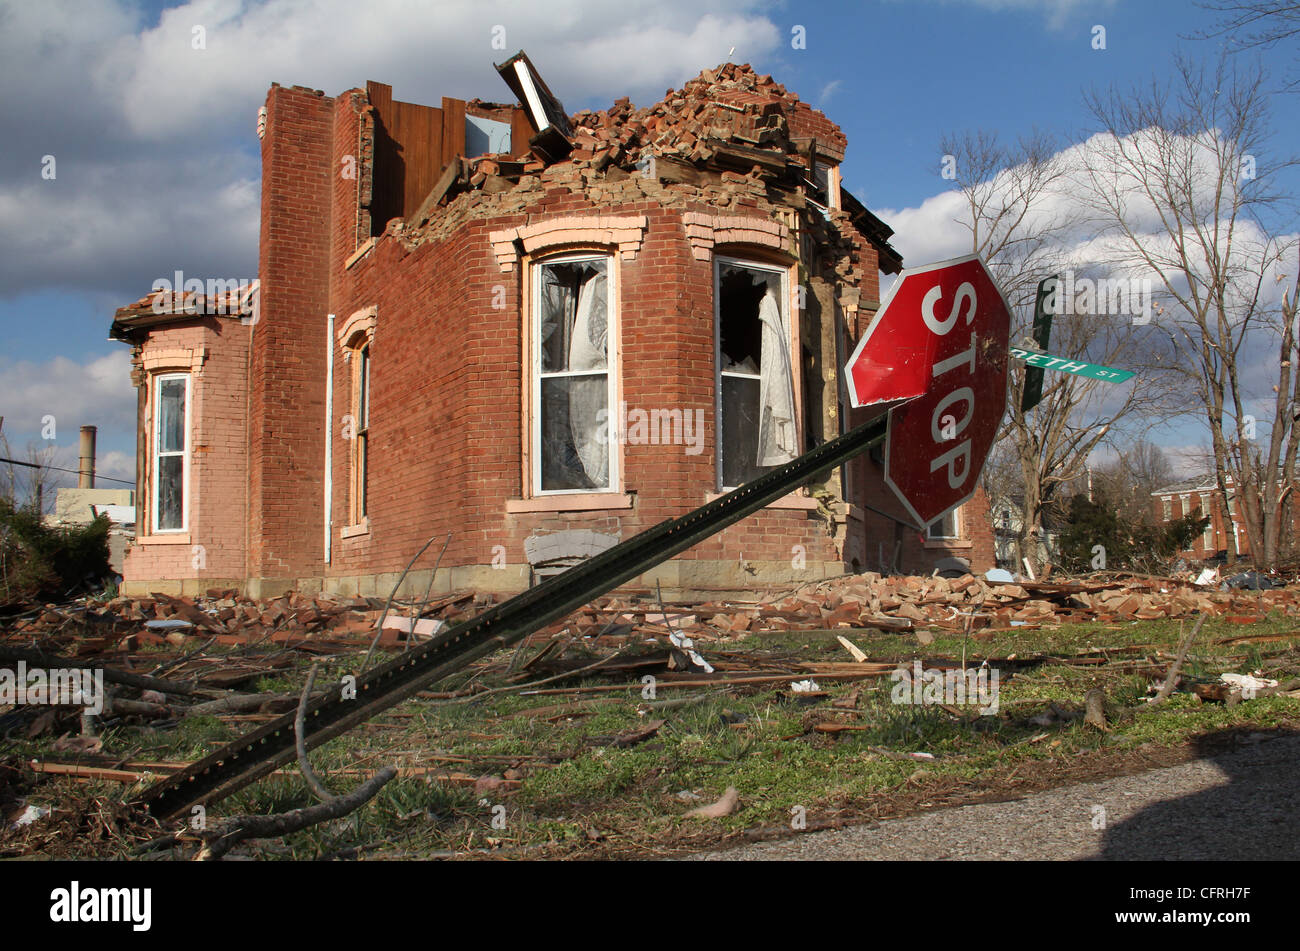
[568,271,609,486]
[756,287,797,466]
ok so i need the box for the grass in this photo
[4,611,1298,859]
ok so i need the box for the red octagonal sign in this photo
[845,254,1011,528]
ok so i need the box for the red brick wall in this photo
[248,84,335,583]
[326,194,843,582]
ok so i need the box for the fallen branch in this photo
[194,766,397,861]
[0,645,199,696]
[362,532,448,673]
[183,690,326,717]
[1150,615,1206,705]
[1083,687,1108,731]
[295,664,335,802]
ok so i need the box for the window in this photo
[928,507,960,540]
[715,257,796,489]
[337,306,376,531]
[1200,492,1212,548]
[807,160,840,212]
[1161,496,1171,521]
[151,373,189,533]
[533,254,616,493]
[346,343,371,525]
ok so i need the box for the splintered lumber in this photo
[837,635,868,662]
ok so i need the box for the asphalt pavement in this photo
[691,732,1300,860]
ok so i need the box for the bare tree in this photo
[1196,2,1300,88]
[942,130,1177,574]
[1080,53,1299,567]
[1094,437,1176,527]
[18,442,60,515]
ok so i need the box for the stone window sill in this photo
[345,238,377,270]
[136,533,191,546]
[506,493,634,514]
[341,519,370,539]
[924,539,972,550]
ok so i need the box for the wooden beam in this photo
[406,156,463,229]
[441,97,466,170]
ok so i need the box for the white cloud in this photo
[1,0,780,302]
[876,125,1298,462]
[0,350,136,450]
[95,0,782,139]
[904,0,1118,30]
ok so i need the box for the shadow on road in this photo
[1096,730,1300,860]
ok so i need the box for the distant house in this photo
[1150,473,1298,560]
[109,58,995,599]
[988,494,1062,569]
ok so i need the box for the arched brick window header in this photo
[337,305,377,352]
[682,212,790,261]
[489,216,648,272]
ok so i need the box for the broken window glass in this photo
[537,258,610,491]
[154,375,188,532]
[717,260,796,488]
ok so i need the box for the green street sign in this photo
[1010,346,1135,383]
[1020,276,1056,412]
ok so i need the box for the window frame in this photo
[150,372,191,535]
[928,507,961,540]
[351,343,370,524]
[713,254,798,492]
[529,250,620,497]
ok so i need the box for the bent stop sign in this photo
[844,254,1011,527]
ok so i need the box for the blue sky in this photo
[1,0,1297,493]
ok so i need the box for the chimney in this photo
[78,425,97,489]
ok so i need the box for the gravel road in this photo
[691,732,1300,860]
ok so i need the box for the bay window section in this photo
[535,255,615,493]
[152,373,189,533]
[716,257,796,489]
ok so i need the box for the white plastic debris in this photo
[12,805,49,828]
[668,628,714,674]
[1194,567,1220,587]
[144,618,193,630]
[790,679,820,693]
[1220,672,1278,696]
[985,568,1016,584]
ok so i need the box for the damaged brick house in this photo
[110,55,995,599]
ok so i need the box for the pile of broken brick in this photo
[548,572,1300,644]
[4,571,1295,661]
